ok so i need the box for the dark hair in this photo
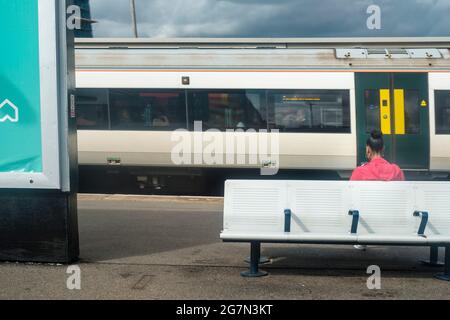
[367,130,384,153]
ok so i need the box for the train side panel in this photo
[429,72,450,172]
[77,131,357,170]
[76,71,357,171]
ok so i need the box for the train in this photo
[75,38,450,195]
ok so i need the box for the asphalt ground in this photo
[0,194,449,300]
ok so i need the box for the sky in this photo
[87,0,450,38]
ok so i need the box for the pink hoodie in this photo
[350,157,405,181]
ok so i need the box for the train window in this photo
[109,90,187,131]
[267,90,351,133]
[76,89,109,130]
[435,91,450,134]
[364,90,380,133]
[188,90,267,131]
[404,90,420,134]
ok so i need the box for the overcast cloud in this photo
[88,0,450,38]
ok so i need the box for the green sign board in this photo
[0,0,70,189]
[0,0,42,173]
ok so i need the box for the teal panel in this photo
[0,0,42,172]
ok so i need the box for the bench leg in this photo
[244,256,270,265]
[435,246,450,282]
[421,246,444,267]
[241,242,268,278]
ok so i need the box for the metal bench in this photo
[220,180,450,280]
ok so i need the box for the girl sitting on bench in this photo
[350,130,405,182]
[351,130,405,250]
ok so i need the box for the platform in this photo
[0,194,449,300]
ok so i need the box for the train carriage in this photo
[75,39,450,194]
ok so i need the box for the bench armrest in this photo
[413,211,429,237]
[348,210,360,234]
[284,209,292,233]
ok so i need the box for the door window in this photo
[403,90,420,134]
[364,89,420,135]
[364,90,381,133]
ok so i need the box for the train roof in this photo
[75,38,450,71]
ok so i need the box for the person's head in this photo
[366,130,384,161]
[120,108,131,121]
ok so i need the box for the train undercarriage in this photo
[78,165,450,197]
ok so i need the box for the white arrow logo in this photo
[0,99,19,123]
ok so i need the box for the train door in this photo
[355,73,429,169]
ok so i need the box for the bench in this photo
[220,180,450,281]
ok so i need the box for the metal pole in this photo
[445,246,450,276]
[430,246,439,264]
[435,245,450,281]
[130,0,138,38]
[241,242,268,277]
[420,246,444,267]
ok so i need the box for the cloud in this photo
[87,0,450,38]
